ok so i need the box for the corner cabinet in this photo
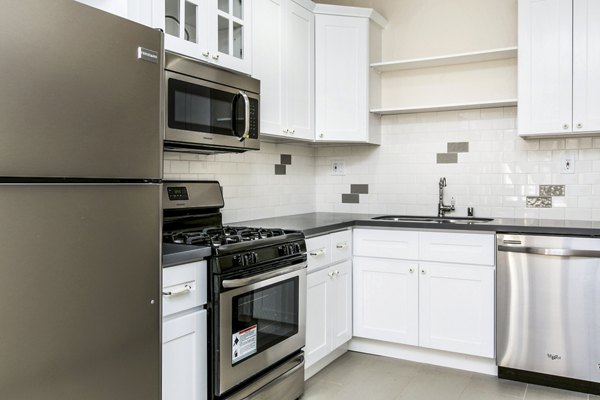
[314,5,386,144]
[305,230,353,372]
[252,0,315,141]
[353,229,495,359]
[518,0,600,137]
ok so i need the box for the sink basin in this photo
[372,215,494,224]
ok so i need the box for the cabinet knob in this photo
[335,270,340,276]
[421,269,426,275]
[409,268,414,274]
[563,124,569,130]
[328,271,335,278]
[319,133,324,139]
[577,123,583,129]
[290,129,295,135]
[202,51,210,57]
[212,54,220,61]
[283,128,288,134]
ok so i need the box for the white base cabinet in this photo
[353,229,495,359]
[419,262,495,358]
[163,310,208,400]
[162,261,208,400]
[305,230,353,370]
[353,257,418,346]
[306,260,352,368]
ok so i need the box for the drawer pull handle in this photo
[336,242,348,249]
[309,248,326,257]
[162,284,192,296]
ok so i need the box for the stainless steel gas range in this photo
[162,181,306,400]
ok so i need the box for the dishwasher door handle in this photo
[498,245,600,258]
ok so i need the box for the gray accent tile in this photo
[274,164,286,175]
[280,154,292,165]
[341,193,359,204]
[350,184,369,194]
[539,184,565,197]
[437,153,458,164]
[447,142,469,153]
[526,196,552,208]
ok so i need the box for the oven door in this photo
[165,70,259,151]
[217,262,306,396]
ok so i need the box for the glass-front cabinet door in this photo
[212,0,251,73]
[161,0,206,59]
[154,0,251,74]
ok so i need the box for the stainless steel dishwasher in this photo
[497,233,600,395]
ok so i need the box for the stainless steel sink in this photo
[372,215,494,224]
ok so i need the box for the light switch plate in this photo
[561,154,575,174]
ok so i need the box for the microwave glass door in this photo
[230,277,299,365]
[168,78,246,136]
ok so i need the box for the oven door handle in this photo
[222,262,307,288]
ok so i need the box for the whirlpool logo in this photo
[547,353,562,361]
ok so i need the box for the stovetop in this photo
[163,225,307,275]
[163,226,289,248]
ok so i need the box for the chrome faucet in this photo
[438,177,455,218]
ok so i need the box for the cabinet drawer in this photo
[163,261,207,317]
[353,229,419,260]
[419,232,495,266]
[306,235,332,272]
[330,230,352,264]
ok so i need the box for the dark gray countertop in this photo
[235,212,600,237]
[162,243,212,267]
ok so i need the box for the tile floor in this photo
[302,351,599,400]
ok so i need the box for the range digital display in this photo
[167,186,189,201]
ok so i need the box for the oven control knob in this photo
[251,252,259,264]
[293,243,301,253]
[233,255,245,267]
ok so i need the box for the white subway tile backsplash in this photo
[164,107,600,223]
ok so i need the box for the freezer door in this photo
[0,184,161,400]
[0,1,162,179]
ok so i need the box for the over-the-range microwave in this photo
[164,52,260,153]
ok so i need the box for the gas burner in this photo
[163,226,289,249]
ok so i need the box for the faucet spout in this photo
[437,177,455,218]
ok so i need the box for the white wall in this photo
[315,107,600,220]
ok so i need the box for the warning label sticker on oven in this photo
[232,325,257,363]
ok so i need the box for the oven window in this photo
[168,78,246,136]
[231,277,299,365]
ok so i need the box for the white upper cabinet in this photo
[314,6,385,144]
[572,0,600,134]
[158,0,252,74]
[519,0,600,136]
[252,0,314,141]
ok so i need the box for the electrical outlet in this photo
[331,160,345,176]
[561,155,575,174]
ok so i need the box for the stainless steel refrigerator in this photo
[0,2,163,399]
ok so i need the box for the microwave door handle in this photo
[238,91,250,142]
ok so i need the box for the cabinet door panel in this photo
[251,0,285,135]
[286,1,315,140]
[573,0,600,133]
[332,261,353,348]
[315,14,369,142]
[353,257,418,345]
[163,310,207,400]
[305,267,331,368]
[518,0,573,136]
[419,263,494,358]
